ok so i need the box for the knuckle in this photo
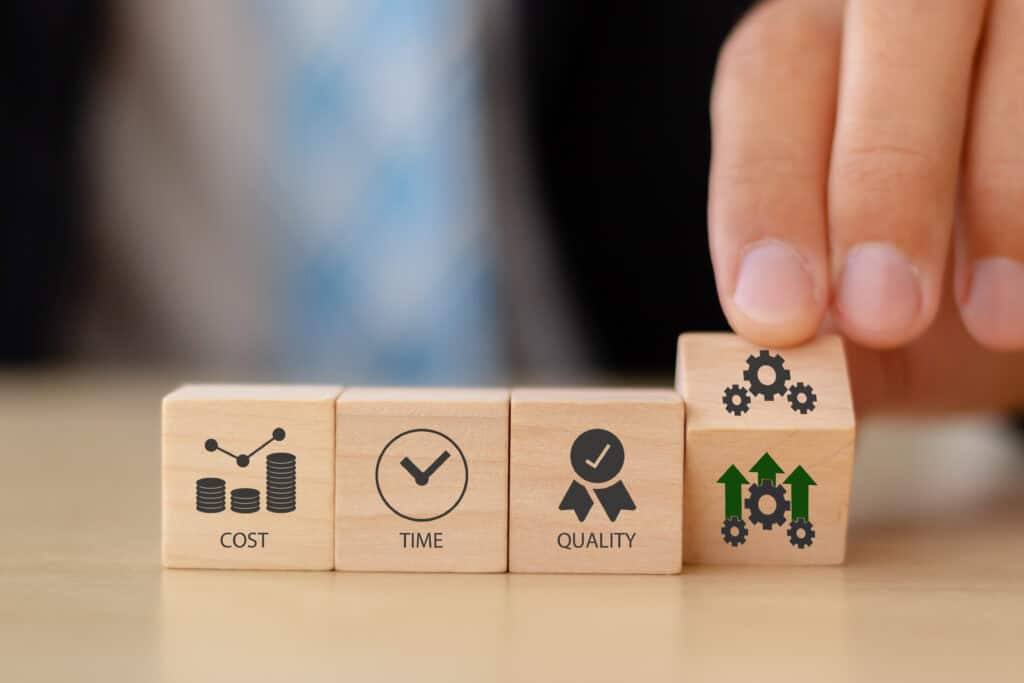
[717,154,820,190]
[963,159,1024,254]
[833,141,941,187]
[830,142,952,250]
[712,151,825,231]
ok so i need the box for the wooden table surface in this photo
[1,372,1022,682]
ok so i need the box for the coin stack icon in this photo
[195,477,226,513]
[230,487,261,513]
[266,452,297,513]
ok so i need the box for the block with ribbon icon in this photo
[676,333,855,565]
[335,387,509,572]
[508,388,684,574]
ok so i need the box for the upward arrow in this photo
[717,465,750,519]
[783,465,817,520]
[750,453,784,485]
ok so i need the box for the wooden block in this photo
[335,387,509,572]
[509,388,684,574]
[676,333,855,565]
[162,384,340,569]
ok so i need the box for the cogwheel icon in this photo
[787,518,815,549]
[721,517,749,547]
[745,481,790,530]
[743,350,790,401]
[722,384,751,416]
[787,381,817,414]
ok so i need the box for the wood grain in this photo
[335,387,509,572]
[162,384,340,569]
[676,334,855,564]
[4,372,1023,681]
[509,388,684,574]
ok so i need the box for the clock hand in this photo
[399,457,429,486]
[421,451,451,479]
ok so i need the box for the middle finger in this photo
[828,0,987,348]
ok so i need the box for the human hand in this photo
[709,0,1024,414]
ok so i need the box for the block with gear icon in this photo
[162,384,341,569]
[508,388,684,574]
[335,388,509,572]
[676,333,855,565]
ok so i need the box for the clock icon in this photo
[375,428,469,522]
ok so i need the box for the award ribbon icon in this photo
[559,429,636,522]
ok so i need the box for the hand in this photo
[399,452,451,486]
[421,451,451,480]
[709,0,1024,414]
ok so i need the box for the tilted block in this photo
[335,387,509,572]
[676,333,855,565]
[509,388,684,574]
[162,384,340,569]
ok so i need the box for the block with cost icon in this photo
[508,388,684,574]
[335,387,509,572]
[162,384,341,569]
[676,333,855,565]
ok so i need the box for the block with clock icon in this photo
[335,387,509,572]
[676,333,855,565]
[162,384,341,569]
[508,388,684,574]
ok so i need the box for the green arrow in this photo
[783,465,817,520]
[750,452,784,485]
[717,465,749,518]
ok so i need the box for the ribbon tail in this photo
[594,481,636,522]
[559,481,594,522]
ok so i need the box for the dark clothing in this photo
[3,1,750,374]
[520,0,752,374]
[2,1,104,360]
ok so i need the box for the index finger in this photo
[708,0,842,347]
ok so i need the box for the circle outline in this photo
[374,428,469,522]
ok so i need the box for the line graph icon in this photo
[195,427,297,515]
[205,427,286,467]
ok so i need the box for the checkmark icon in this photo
[585,443,611,469]
[400,451,451,486]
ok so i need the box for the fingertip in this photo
[725,239,825,347]
[959,257,1024,352]
[833,242,936,349]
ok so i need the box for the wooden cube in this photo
[335,387,509,572]
[509,388,684,574]
[676,333,855,565]
[162,384,340,570]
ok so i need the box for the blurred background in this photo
[2,0,1021,524]
[3,0,749,384]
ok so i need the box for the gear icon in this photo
[743,350,790,401]
[787,518,815,549]
[787,381,817,414]
[721,516,749,547]
[722,384,751,416]
[745,481,790,530]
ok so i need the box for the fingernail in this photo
[733,240,817,326]
[835,242,922,344]
[961,257,1024,350]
